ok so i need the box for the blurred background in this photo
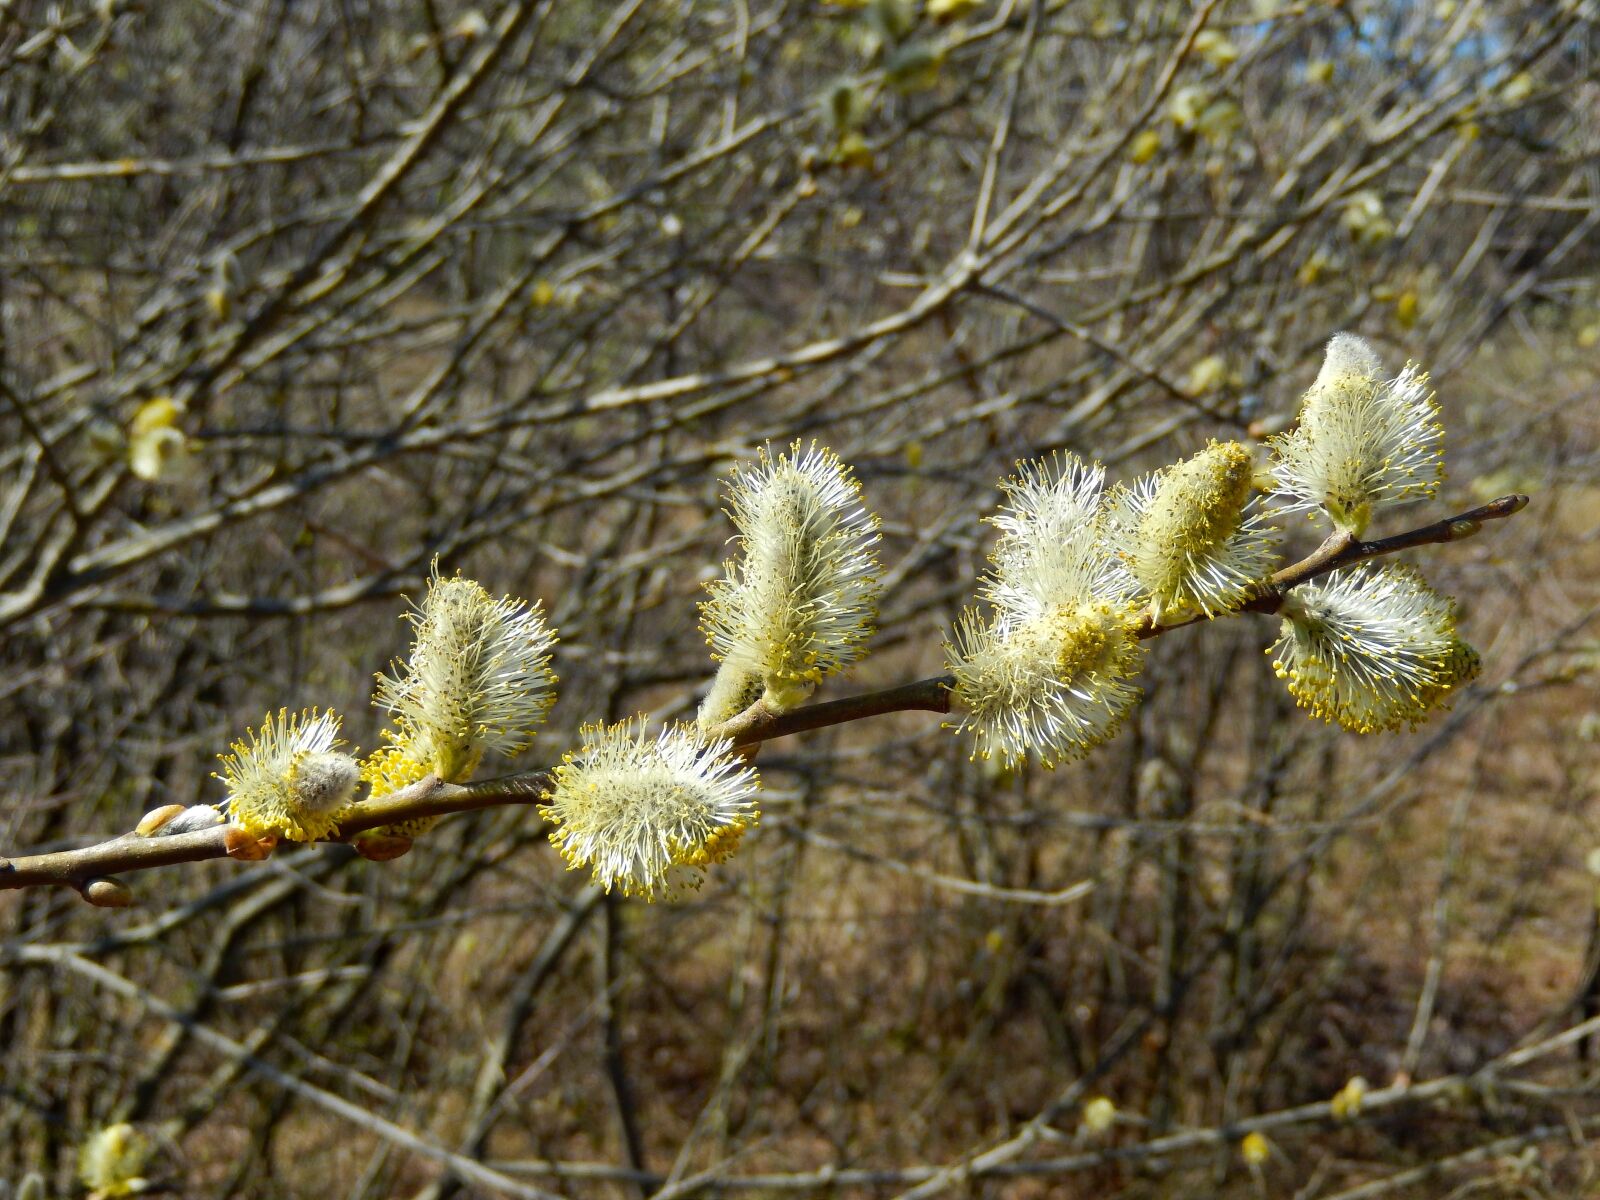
[3,0,1599,1195]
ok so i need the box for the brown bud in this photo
[223,827,278,861]
[135,804,187,836]
[82,877,135,907]
[1247,412,1296,439]
[353,833,414,862]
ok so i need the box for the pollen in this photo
[946,601,1144,767]
[1110,440,1278,620]
[358,724,446,838]
[215,708,361,842]
[540,717,761,900]
[1269,563,1477,732]
[78,1123,152,1199]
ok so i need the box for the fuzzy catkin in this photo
[541,717,760,900]
[699,442,882,719]
[1270,333,1444,535]
[373,572,558,782]
[1269,563,1477,731]
[1107,439,1278,620]
[215,709,360,841]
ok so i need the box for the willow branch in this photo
[0,772,548,894]
[1246,491,1529,611]
[0,495,1528,898]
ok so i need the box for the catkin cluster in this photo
[941,331,1469,761]
[203,333,1481,901]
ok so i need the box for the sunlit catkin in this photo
[373,571,558,783]
[1108,440,1278,620]
[945,452,1144,765]
[946,603,1143,766]
[215,708,359,841]
[1270,333,1444,535]
[1269,563,1477,732]
[541,717,760,900]
[983,452,1135,616]
[699,442,882,719]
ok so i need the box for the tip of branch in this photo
[1480,493,1530,520]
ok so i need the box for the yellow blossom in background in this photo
[1394,289,1420,329]
[1193,30,1238,68]
[1183,354,1231,397]
[1501,72,1533,103]
[927,0,983,20]
[1081,1096,1117,1135]
[204,252,239,323]
[1341,190,1394,248]
[1195,97,1244,144]
[832,131,875,169]
[77,1124,151,1199]
[127,396,187,482]
[826,79,868,133]
[1298,250,1335,286]
[1306,58,1334,84]
[1240,1130,1271,1165]
[884,41,944,93]
[449,9,488,38]
[1129,128,1162,164]
[871,0,916,40]
[1331,1075,1369,1119]
[1168,84,1208,131]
